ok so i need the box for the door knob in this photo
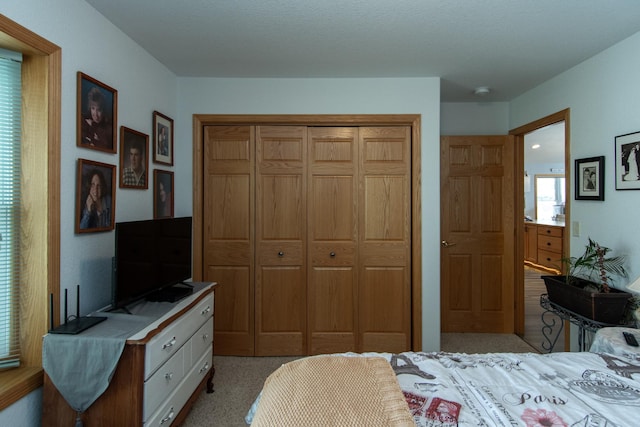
[441,240,457,248]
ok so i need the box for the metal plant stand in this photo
[539,294,630,352]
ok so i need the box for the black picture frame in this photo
[575,156,604,201]
[614,131,640,190]
[153,169,174,218]
[76,72,118,153]
[119,126,149,189]
[153,110,174,166]
[76,159,116,233]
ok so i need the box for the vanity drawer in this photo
[538,235,562,253]
[537,226,563,238]
[538,249,563,270]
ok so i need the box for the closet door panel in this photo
[359,127,411,353]
[308,127,358,354]
[256,266,305,356]
[255,126,307,356]
[308,267,355,353]
[203,126,254,356]
[207,266,251,352]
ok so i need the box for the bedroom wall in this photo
[511,29,640,283]
[4,0,640,423]
[176,76,442,353]
[441,102,510,135]
[0,0,177,424]
[510,30,640,347]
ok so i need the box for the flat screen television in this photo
[112,216,192,310]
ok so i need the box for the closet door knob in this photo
[278,251,284,257]
[330,252,336,257]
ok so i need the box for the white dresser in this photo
[43,282,216,426]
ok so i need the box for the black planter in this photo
[541,275,632,324]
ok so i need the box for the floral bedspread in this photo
[372,351,640,427]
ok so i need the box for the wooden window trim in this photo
[0,14,61,410]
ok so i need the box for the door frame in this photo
[192,114,423,350]
[510,109,571,337]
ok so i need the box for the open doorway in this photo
[523,122,566,352]
[511,109,570,353]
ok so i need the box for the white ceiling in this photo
[525,122,565,167]
[84,0,640,102]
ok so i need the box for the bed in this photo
[246,350,640,426]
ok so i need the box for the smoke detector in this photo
[474,86,491,96]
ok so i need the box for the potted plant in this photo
[541,237,632,324]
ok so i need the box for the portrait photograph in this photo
[153,169,174,219]
[76,159,116,233]
[153,110,174,166]
[615,131,640,190]
[76,72,118,153]
[575,156,604,201]
[119,126,149,189]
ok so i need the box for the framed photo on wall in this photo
[76,72,117,153]
[615,131,640,190]
[76,159,116,233]
[119,126,149,189]
[153,169,174,218]
[575,156,604,201]
[153,111,174,165]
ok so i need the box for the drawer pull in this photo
[330,251,336,257]
[202,333,209,341]
[547,242,551,246]
[278,251,284,257]
[160,407,175,425]
[162,337,176,350]
[201,305,212,316]
[165,372,174,381]
[199,362,210,374]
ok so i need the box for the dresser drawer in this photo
[537,225,563,238]
[538,235,562,253]
[145,292,214,379]
[144,346,185,420]
[144,347,213,426]
[190,317,213,364]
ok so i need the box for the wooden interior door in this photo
[203,126,254,355]
[440,135,515,333]
[255,126,307,355]
[307,127,359,354]
[359,127,412,352]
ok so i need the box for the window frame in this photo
[0,15,61,410]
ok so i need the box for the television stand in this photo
[147,283,194,303]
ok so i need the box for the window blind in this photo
[0,47,22,369]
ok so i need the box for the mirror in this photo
[534,174,565,222]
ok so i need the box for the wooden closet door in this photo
[307,127,358,354]
[359,127,412,353]
[203,126,254,356]
[255,126,307,355]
